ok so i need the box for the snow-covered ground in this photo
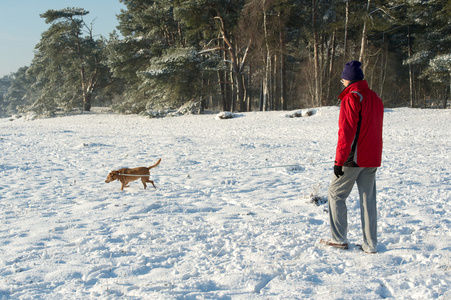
[0,107,450,299]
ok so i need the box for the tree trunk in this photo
[263,3,270,111]
[239,69,247,112]
[83,90,91,111]
[280,30,287,110]
[248,63,252,111]
[215,16,246,112]
[71,16,91,112]
[443,83,449,109]
[326,31,336,103]
[379,33,388,100]
[80,68,89,111]
[231,66,236,112]
[274,54,279,110]
[408,25,414,108]
[312,0,321,107]
[343,0,349,64]
[446,81,450,109]
[218,70,227,111]
[78,45,90,112]
[263,52,270,111]
[359,0,371,72]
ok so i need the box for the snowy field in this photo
[0,107,450,299]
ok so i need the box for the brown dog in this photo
[105,158,161,191]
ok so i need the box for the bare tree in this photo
[343,0,349,64]
[312,0,321,106]
[359,0,371,73]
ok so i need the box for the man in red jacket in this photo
[321,61,384,253]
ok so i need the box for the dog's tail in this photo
[148,158,161,169]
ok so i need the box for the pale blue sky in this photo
[0,0,125,77]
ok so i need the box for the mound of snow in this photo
[216,111,236,119]
[285,108,316,118]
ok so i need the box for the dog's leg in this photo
[120,178,130,190]
[146,179,157,189]
[141,178,147,189]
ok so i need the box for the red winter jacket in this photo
[335,80,384,168]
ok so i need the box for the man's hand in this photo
[334,165,344,178]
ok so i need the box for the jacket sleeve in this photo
[335,93,361,166]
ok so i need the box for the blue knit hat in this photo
[341,60,364,81]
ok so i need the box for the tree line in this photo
[0,0,449,117]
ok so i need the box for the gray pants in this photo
[327,167,378,252]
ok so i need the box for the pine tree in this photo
[27,7,108,115]
[0,75,12,117]
[408,1,450,108]
[111,0,245,113]
[112,0,187,112]
[1,67,35,116]
[387,0,451,107]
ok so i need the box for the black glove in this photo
[334,165,344,178]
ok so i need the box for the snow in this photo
[1,107,450,299]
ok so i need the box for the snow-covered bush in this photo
[141,109,173,118]
[305,183,327,206]
[285,109,316,118]
[141,100,203,118]
[169,100,203,116]
[215,112,236,119]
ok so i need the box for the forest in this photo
[0,0,449,118]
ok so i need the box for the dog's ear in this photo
[108,171,118,176]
